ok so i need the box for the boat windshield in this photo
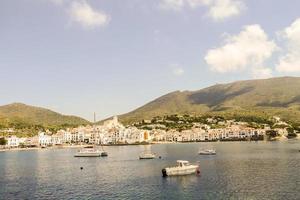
[177,161,190,167]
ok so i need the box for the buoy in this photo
[80,167,83,170]
[196,167,200,175]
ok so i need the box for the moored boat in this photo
[74,113,109,158]
[162,160,200,177]
[95,112,108,157]
[74,148,103,157]
[139,145,155,159]
[198,149,216,155]
[139,152,156,159]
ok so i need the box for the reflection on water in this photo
[0,141,299,199]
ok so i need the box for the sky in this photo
[1,0,300,121]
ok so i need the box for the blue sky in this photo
[1,0,300,121]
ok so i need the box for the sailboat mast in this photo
[93,112,96,145]
[94,112,104,149]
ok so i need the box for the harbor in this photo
[1,1,300,199]
[1,140,299,199]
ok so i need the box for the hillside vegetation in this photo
[0,103,89,137]
[119,77,300,125]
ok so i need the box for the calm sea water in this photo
[0,141,299,200]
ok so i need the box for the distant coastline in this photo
[1,138,299,153]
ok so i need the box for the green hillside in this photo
[119,77,300,125]
[0,103,89,136]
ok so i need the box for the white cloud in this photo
[172,67,185,76]
[159,0,245,21]
[207,0,245,21]
[69,1,109,29]
[204,24,278,77]
[276,54,300,73]
[251,67,273,79]
[276,18,300,73]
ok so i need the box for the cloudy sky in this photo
[1,0,300,121]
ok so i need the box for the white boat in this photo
[139,145,155,159]
[198,149,216,155]
[74,148,103,157]
[162,160,200,177]
[139,152,156,159]
[74,113,108,157]
[94,113,108,157]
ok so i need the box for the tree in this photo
[266,130,278,138]
[0,137,7,145]
[286,127,297,138]
[286,127,294,134]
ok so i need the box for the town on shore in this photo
[1,115,299,150]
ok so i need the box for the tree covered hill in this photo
[0,103,89,136]
[119,77,300,125]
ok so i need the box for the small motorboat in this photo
[162,160,200,177]
[198,149,216,155]
[139,152,156,159]
[74,148,104,157]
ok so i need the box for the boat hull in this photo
[199,152,216,155]
[198,150,216,155]
[139,156,155,159]
[74,153,101,157]
[139,153,155,159]
[162,165,199,177]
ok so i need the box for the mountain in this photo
[0,103,89,127]
[119,77,300,124]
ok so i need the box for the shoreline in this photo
[0,145,92,152]
[1,138,298,152]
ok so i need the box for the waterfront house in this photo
[38,132,52,146]
[24,136,39,147]
[6,135,20,147]
[51,133,63,145]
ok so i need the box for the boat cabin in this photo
[177,160,190,167]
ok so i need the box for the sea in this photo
[0,140,299,200]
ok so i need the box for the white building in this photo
[51,134,63,145]
[6,135,20,147]
[56,130,72,143]
[38,132,52,146]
